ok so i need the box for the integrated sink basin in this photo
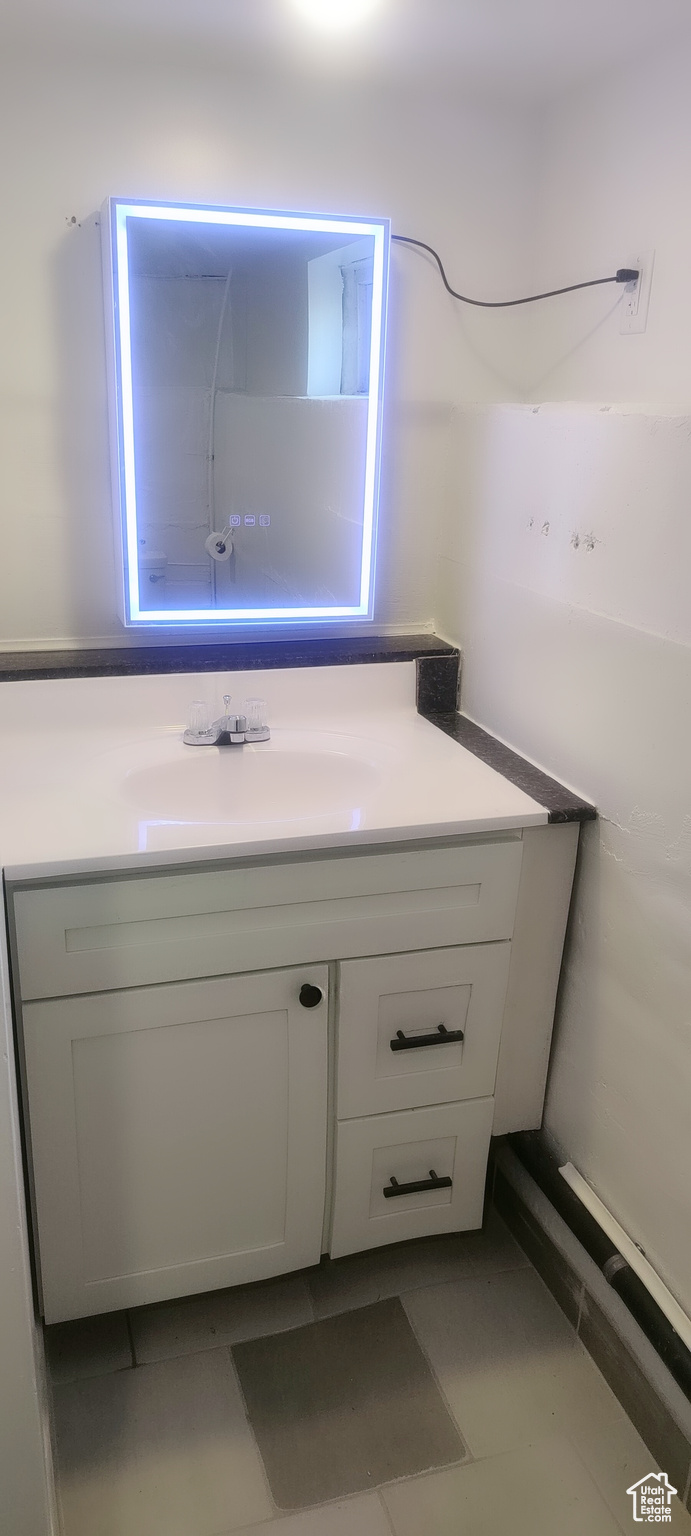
[109,731,386,825]
[0,665,549,873]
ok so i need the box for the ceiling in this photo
[3,0,691,100]
[129,219,360,278]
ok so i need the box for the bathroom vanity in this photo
[1,659,586,1324]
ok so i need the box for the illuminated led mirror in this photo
[102,198,389,628]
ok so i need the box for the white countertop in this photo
[0,662,546,880]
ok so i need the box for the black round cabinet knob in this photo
[299,983,324,1009]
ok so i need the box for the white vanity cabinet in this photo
[9,824,578,1324]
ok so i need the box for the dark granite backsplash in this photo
[0,633,456,683]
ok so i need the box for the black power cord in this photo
[391,233,639,308]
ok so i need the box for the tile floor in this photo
[48,1208,691,1536]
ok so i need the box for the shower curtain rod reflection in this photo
[207,269,234,606]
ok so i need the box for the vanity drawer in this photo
[11,840,522,1000]
[330,1098,493,1258]
[337,943,511,1119]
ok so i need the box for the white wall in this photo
[0,38,538,648]
[527,45,691,403]
[439,42,691,1316]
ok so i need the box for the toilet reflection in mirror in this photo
[103,200,389,627]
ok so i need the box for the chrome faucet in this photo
[183,695,270,746]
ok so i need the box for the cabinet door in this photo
[22,966,328,1323]
[337,944,510,1118]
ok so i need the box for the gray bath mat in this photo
[232,1296,465,1508]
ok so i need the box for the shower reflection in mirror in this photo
[103,201,389,628]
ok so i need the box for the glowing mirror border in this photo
[102,197,390,629]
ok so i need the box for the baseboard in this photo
[491,1141,691,1508]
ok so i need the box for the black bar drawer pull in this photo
[383,1169,453,1199]
[390,1023,464,1052]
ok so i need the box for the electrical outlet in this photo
[620,250,655,334]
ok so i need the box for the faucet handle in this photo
[182,699,218,745]
[188,700,211,736]
[223,694,232,717]
[244,698,270,742]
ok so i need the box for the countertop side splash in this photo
[424,709,596,825]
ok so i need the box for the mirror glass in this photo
[103,199,389,628]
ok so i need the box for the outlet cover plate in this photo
[620,250,655,334]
